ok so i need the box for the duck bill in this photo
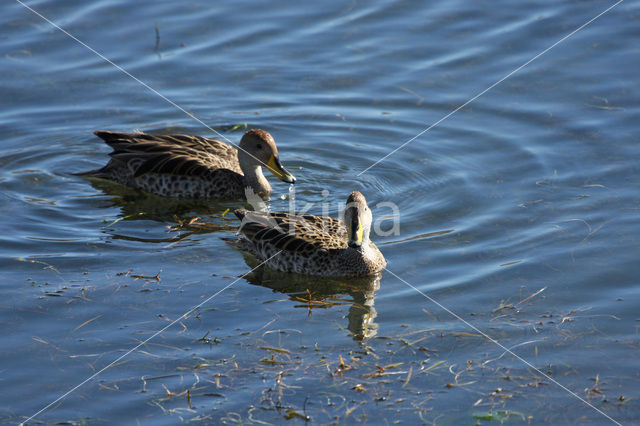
[266,155,296,184]
[347,215,364,248]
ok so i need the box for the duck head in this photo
[344,190,373,249]
[238,129,296,184]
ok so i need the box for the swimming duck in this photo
[231,191,386,277]
[77,129,295,199]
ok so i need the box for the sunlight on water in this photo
[1,0,638,424]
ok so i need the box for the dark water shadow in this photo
[83,178,244,243]
[86,178,242,220]
[237,251,381,340]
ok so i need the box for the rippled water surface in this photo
[2,0,639,424]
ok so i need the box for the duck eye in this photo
[256,143,263,150]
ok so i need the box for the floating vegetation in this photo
[12,265,635,425]
[216,123,249,133]
[283,408,310,420]
[131,271,161,281]
[196,331,219,347]
[473,409,527,422]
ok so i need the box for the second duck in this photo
[231,191,386,277]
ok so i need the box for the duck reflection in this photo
[86,179,238,243]
[87,178,237,220]
[238,251,381,340]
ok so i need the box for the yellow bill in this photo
[265,155,296,184]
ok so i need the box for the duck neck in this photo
[354,241,386,273]
[360,241,375,259]
[243,165,272,196]
[349,240,372,260]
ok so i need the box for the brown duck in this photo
[230,191,386,277]
[77,129,296,199]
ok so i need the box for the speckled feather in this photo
[232,198,386,277]
[81,131,245,198]
[237,210,348,250]
[107,133,242,175]
[79,130,290,199]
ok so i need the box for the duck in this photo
[76,129,296,199]
[230,191,386,277]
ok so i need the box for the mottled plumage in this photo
[230,191,386,277]
[77,129,295,199]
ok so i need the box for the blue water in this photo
[1,0,639,424]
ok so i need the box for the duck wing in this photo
[94,131,241,178]
[234,209,348,252]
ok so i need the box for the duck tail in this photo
[73,165,109,178]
